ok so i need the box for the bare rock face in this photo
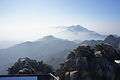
[95,44,120,60]
[104,35,120,49]
[57,44,120,80]
[80,35,120,49]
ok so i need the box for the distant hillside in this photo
[0,41,20,49]
[0,35,78,74]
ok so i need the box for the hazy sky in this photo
[0,0,120,41]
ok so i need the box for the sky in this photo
[0,0,120,41]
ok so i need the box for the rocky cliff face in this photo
[57,44,120,80]
[104,35,120,49]
[79,35,120,49]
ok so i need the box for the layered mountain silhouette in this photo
[0,24,119,75]
[0,25,105,49]
[0,35,77,74]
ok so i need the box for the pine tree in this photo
[7,57,53,74]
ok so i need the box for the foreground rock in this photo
[56,44,120,80]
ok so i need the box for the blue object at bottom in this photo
[0,76,37,80]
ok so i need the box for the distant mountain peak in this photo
[37,35,61,41]
[43,35,55,39]
[67,25,88,32]
[53,25,106,41]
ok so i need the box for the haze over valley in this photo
[0,0,120,80]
